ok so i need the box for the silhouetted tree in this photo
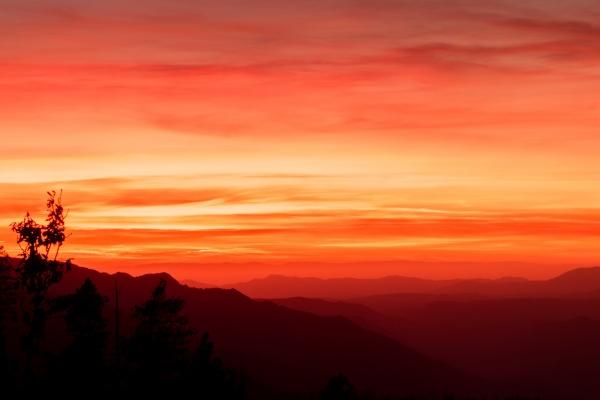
[114,277,121,387]
[54,279,107,379]
[10,190,70,381]
[185,332,245,399]
[0,246,18,386]
[321,374,357,400]
[128,279,193,389]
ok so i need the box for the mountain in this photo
[395,297,600,399]
[228,267,600,299]
[266,297,399,341]
[267,297,382,321]
[349,293,488,317]
[180,278,216,288]
[272,291,600,398]
[227,274,459,299]
[252,268,600,398]
[544,266,600,293]
[434,267,600,297]
[41,265,477,398]
[11,263,600,398]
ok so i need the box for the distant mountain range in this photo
[260,267,600,399]
[214,267,600,299]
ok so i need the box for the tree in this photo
[321,374,357,400]
[47,278,108,394]
[0,246,18,385]
[128,279,193,389]
[10,190,70,380]
[12,190,69,284]
[57,279,107,372]
[186,332,245,399]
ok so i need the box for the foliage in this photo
[48,278,108,394]
[54,278,107,369]
[9,190,70,381]
[128,279,194,386]
[0,246,18,384]
[2,192,245,397]
[11,190,70,295]
[185,332,245,399]
[322,374,357,400]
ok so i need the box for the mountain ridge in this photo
[39,264,480,398]
[219,266,600,299]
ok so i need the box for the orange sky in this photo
[1,1,600,282]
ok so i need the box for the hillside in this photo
[44,265,478,398]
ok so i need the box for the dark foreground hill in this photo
[37,265,479,399]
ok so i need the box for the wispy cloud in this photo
[2,0,600,277]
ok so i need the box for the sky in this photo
[1,0,600,282]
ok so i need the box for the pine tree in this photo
[48,278,108,394]
[128,279,193,389]
[63,279,107,373]
[321,374,357,400]
[0,247,18,386]
[187,332,245,399]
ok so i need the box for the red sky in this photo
[1,0,600,282]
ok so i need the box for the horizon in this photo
[15,255,589,286]
[2,0,600,282]
[85,262,600,287]
[78,259,579,285]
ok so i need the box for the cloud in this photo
[498,17,600,37]
[2,0,600,272]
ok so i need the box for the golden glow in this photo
[1,1,600,281]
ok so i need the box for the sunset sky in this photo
[1,0,600,282]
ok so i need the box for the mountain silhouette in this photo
[271,285,600,398]
[227,274,458,299]
[40,265,478,398]
[180,278,216,288]
[544,266,600,293]
[228,267,600,299]
[268,297,382,321]
[8,262,600,398]
[267,297,397,341]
